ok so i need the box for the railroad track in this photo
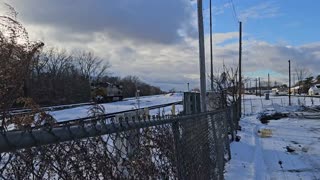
[4,101,182,131]
[2,102,95,116]
[55,101,183,126]
[3,96,162,116]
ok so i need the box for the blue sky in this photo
[205,0,320,46]
[199,0,320,87]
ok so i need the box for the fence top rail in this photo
[3,101,183,130]
[243,97,287,100]
[3,101,183,122]
[0,100,237,153]
[9,103,230,132]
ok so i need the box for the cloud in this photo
[212,32,238,45]
[239,2,280,22]
[239,41,320,84]
[203,2,232,18]
[22,24,320,90]
[7,0,196,44]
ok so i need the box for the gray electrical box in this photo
[265,93,270,100]
[183,92,201,115]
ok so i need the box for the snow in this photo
[49,93,183,122]
[225,95,320,179]
[243,95,320,115]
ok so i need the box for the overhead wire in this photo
[228,0,239,24]
[229,0,239,21]
[207,0,242,88]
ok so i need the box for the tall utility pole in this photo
[238,21,242,116]
[259,77,261,97]
[209,0,214,91]
[268,73,270,90]
[197,0,207,112]
[255,78,258,96]
[289,60,291,106]
[210,0,213,91]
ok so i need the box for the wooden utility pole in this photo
[197,0,207,112]
[238,21,242,116]
[289,60,291,106]
[210,0,214,91]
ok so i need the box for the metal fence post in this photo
[250,99,253,115]
[227,106,235,141]
[172,121,183,179]
[223,108,232,160]
[237,100,240,129]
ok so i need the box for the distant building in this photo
[290,86,301,95]
[308,84,320,95]
[271,87,288,95]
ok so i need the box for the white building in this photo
[272,87,288,95]
[290,86,300,94]
[308,84,320,95]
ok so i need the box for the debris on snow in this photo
[258,111,288,124]
[225,95,320,180]
[258,128,273,138]
[235,135,241,142]
[286,146,296,153]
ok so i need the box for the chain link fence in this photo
[243,97,288,115]
[0,102,240,179]
[242,96,320,115]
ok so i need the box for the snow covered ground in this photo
[49,93,183,122]
[225,95,320,180]
[243,95,320,115]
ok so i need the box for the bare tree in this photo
[295,67,311,94]
[121,76,141,97]
[0,4,44,107]
[0,4,44,127]
[75,51,110,82]
[44,48,73,78]
[209,64,239,109]
[28,48,113,105]
[29,48,95,105]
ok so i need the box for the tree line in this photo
[101,75,162,98]
[26,45,163,106]
[0,5,163,109]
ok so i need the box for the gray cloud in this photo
[238,42,320,85]
[9,0,195,44]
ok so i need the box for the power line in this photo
[228,0,239,24]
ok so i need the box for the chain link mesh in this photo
[0,103,240,179]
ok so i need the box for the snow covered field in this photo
[243,95,320,115]
[49,93,183,122]
[225,95,320,180]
